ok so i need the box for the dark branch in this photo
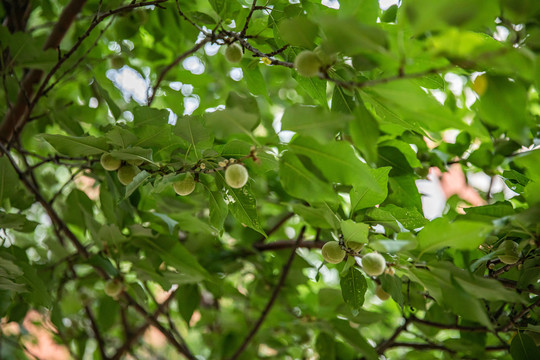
[376,317,411,354]
[84,305,108,360]
[228,227,306,360]
[240,0,258,38]
[0,0,88,143]
[111,288,181,360]
[410,315,490,333]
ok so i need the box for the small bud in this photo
[218,161,227,168]
[200,163,206,170]
[488,263,495,270]
[229,158,236,164]
[518,263,523,271]
[385,267,395,276]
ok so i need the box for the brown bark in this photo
[0,0,87,143]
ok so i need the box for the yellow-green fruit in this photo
[225,43,243,63]
[128,158,144,166]
[321,241,346,264]
[346,241,364,252]
[375,285,390,301]
[497,240,519,264]
[117,164,140,185]
[173,174,196,196]
[100,153,121,171]
[225,164,249,189]
[294,50,321,77]
[362,252,386,276]
[104,279,123,298]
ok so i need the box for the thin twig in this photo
[500,296,540,332]
[376,318,411,354]
[254,212,294,244]
[410,315,489,333]
[240,0,258,38]
[175,0,204,33]
[111,288,185,360]
[228,226,306,360]
[84,305,108,360]
[147,37,212,105]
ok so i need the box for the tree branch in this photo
[0,0,168,144]
[228,226,306,360]
[0,0,88,143]
[239,0,258,38]
[84,305,108,360]
[500,296,540,332]
[410,315,490,333]
[254,212,294,244]
[376,317,411,354]
[387,342,507,352]
[111,288,181,360]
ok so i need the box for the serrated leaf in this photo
[340,267,367,310]
[216,172,265,237]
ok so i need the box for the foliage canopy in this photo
[1,0,540,359]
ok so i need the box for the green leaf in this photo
[124,170,151,199]
[0,155,19,206]
[361,79,461,134]
[476,76,532,144]
[174,115,213,160]
[294,73,328,108]
[380,274,404,305]
[417,218,492,255]
[134,235,210,283]
[279,152,337,203]
[216,172,265,237]
[92,78,121,119]
[315,332,336,360]
[205,108,259,140]
[402,0,499,34]
[41,134,108,156]
[278,16,318,48]
[331,318,378,360]
[206,188,228,230]
[511,332,540,360]
[292,203,339,230]
[0,212,39,233]
[241,60,268,97]
[319,17,387,55]
[281,105,352,143]
[340,267,367,310]
[349,101,379,165]
[177,284,200,325]
[110,147,154,164]
[340,220,369,245]
[289,136,390,209]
